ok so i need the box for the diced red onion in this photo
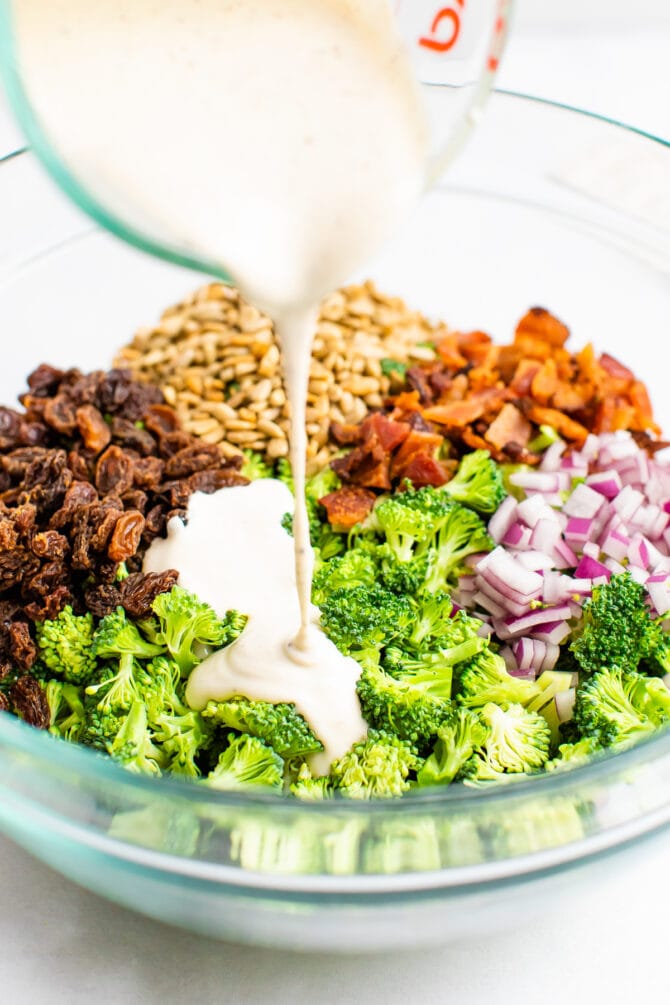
[613,485,644,521]
[517,550,556,572]
[496,604,572,640]
[512,637,535,670]
[647,576,670,616]
[540,642,560,672]
[552,538,579,570]
[531,620,572,645]
[563,484,605,520]
[585,470,622,499]
[488,495,517,544]
[581,540,600,559]
[517,494,559,529]
[476,548,544,600]
[473,590,506,618]
[574,555,611,581]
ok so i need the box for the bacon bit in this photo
[526,405,589,444]
[388,390,422,419]
[551,383,589,413]
[390,428,443,479]
[406,366,435,404]
[510,358,543,396]
[330,421,362,446]
[423,387,507,427]
[485,404,532,452]
[599,353,635,381]
[360,412,409,452]
[436,334,467,370]
[629,381,659,433]
[331,440,391,490]
[515,307,569,348]
[457,330,493,366]
[319,486,376,529]
[530,358,559,405]
[394,452,450,488]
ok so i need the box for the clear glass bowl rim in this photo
[0,91,668,896]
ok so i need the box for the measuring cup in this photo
[0,0,512,284]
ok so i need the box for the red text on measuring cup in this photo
[419,1,464,53]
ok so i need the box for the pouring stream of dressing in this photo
[14,0,431,769]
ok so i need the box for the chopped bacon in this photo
[510,358,543,396]
[599,353,635,381]
[390,429,444,481]
[360,412,409,452]
[330,421,363,446]
[435,334,467,370]
[515,307,569,348]
[629,381,659,433]
[319,486,376,529]
[525,405,589,444]
[393,452,450,488]
[423,387,506,427]
[331,439,391,490]
[457,330,493,366]
[485,403,532,452]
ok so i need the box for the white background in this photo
[1,2,670,1002]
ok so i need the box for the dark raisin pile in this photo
[0,364,248,724]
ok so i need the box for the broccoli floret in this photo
[408,598,482,652]
[319,583,413,658]
[330,730,421,799]
[86,607,162,713]
[35,606,97,684]
[456,649,542,710]
[420,499,492,593]
[110,699,165,776]
[467,702,551,779]
[631,674,670,726]
[356,659,453,748]
[311,548,379,607]
[206,733,283,791]
[546,737,602,772]
[417,707,489,786]
[150,586,246,676]
[377,546,429,595]
[443,450,506,514]
[641,629,670,677]
[290,763,334,800]
[202,696,323,760]
[241,450,272,480]
[570,573,661,674]
[573,666,658,747]
[45,679,87,742]
[374,494,436,564]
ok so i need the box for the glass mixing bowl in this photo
[0,92,669,953]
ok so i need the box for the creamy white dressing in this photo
[144,482,367,773]
[15,0,431,765]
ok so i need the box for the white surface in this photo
[1,5,670,1003]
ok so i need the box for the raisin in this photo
[119,569,178,619]
[76,404,112,453]
[8,621,36,672]
[132,456,164,489]
[26,364,64,397]
[157,430,192,458]
[121,488,148,513]
[24,585,73,622]
[110,416,157,456]
[0,407,22,450]
[188,467,249,493]
[0,518,19,550]
[67,448,94,482]
[0,548,40,591]
[9,675,49,728]
[144,404,180,437]
[43,395,78,435]
[97,368,133,413]
[30,529,69,560]
[164,442,222,478]
[17,422,51,447]
[84,583,122,618]
[95,445,134,495]
[143,504,167,540]
[23,561,70,600]
[89,499,124,552]
[107,510,145,562]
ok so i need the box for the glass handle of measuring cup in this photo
[395,0,513,184]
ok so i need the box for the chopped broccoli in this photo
[330,730,421,799]
[546,737,602,772]
[570,573,661,674]
[290,763,334,800]
[35,606,98,684]
[202,696,323,760]
[356,658,453,748]
[311,548,378,607]
[408,598,482,651]
[467,702,551,779]
[417,707,488,786]
[443,450,506,514]
[206,733,284,791]
[456,649,542,710]
[149,585,246,676]
[241,450,272,480]
[319,583,413,659]
[110,699,165,776]
[86,607,162,713]
[573,666,659,747]
[46,679,86,742]
[374,493,436,564]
